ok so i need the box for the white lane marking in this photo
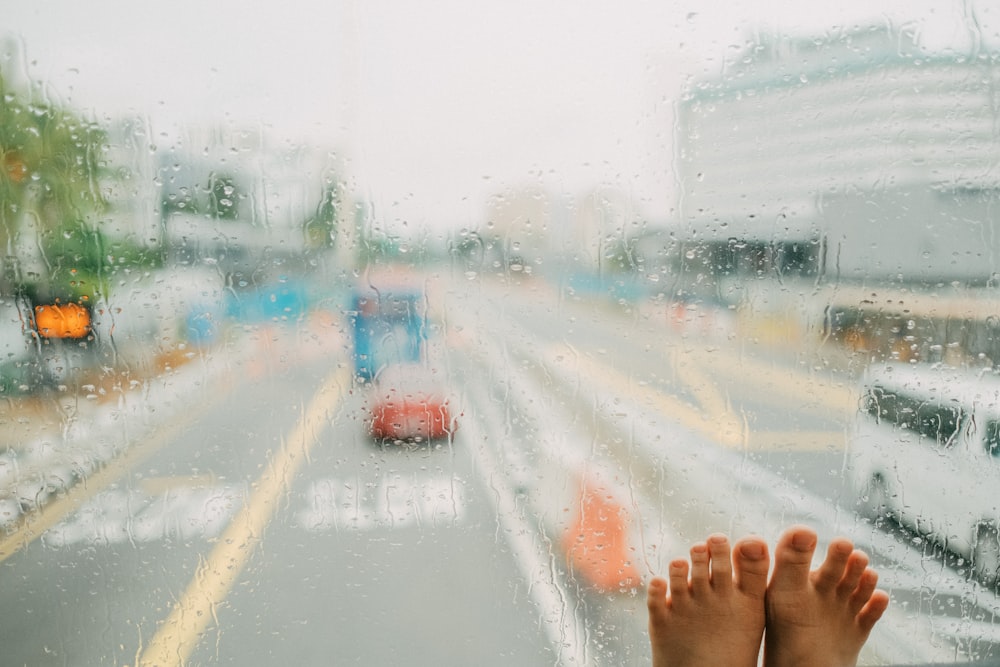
[42,486,243,548]
[295,474,466,532]
[447,296,970,663]
[131,487,241,543]
[462,375,589,667]
[454,308,688,562]
[42,488,145,548]
[42,472,469,547]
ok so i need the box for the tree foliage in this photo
[0,65,111,301]
[304,182,339,251]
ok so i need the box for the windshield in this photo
[3,1,1000,665]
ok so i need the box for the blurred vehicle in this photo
[366,363,457,443]
[850,362,1000,584]
[350,286,426,381]
[0,300,43,395]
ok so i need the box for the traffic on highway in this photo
[5,1,1000,665]
[3,269,1000,664]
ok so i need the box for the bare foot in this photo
[764,525,890,667]
[647,533,770,667]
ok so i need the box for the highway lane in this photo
[443,276,1000,663]
[4,274,1000,664]
[1,346,337,666]
[178,381,558,666]
[0,323,565,666]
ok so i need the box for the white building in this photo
[159,124,351,279]
[482,187,553,273]
[673,26,1000,285]
[571,186,637,272]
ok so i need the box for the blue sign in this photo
[349,288,426,380]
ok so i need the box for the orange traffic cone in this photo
[562,475,641,592]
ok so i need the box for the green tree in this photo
[304,182,339,251]
[0,65,109,302]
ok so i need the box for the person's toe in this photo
[856,588,890,633]
[733,536,769,598]
[647,576,669,618]
[647,576,672,643]
[690,541,711,595]
[707,534,733,590]
[667,558,691,604]
[848,567,879,614]
[813,538,854,593]
[837,550,869,597]
[768,525,817,593]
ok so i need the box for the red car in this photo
[367,364,457,442]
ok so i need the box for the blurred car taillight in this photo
[34,302,91,339]
[369,398,453,441]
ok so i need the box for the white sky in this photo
[4,0,998,234]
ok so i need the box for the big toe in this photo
[769,525,818,592]
[733,536,770,596]
[647,577,669,618]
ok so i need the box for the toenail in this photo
[835,541,855,555]
[740,542,766,559]
[791,531,817,550]
[708,534,727,546]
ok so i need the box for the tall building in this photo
[673,25,1000,285]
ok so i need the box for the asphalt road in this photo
[0,327,559,666]
[1,272,999,665]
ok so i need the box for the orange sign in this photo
[34,303,91,339]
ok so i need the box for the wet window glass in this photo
[3,2,1000,665]
[984,420,1000,458]
[866,387,964,448]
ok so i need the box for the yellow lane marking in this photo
[683,345,858,417]
[0,395,225,564]
[547,344,845,452]
[668,351,849,451]
[668,348,740,430]
[548,344,743,447]
[137,366,350,667]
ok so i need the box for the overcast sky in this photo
[5,0,998,234]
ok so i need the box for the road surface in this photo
[1,272,997,665]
